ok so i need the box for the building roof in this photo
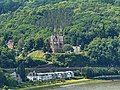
[10,72,17,76]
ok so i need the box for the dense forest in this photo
[0,0,120,68]
[0,0,120,89]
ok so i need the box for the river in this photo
[50,80,120,90]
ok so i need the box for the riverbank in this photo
[16,79,111,90]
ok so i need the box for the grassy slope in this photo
[16,79,110,90]
[28,50,45,60]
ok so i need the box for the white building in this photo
[73,46,80,53]
[6,40,14,49]
[10,72,22,83]
[27,71,74,81]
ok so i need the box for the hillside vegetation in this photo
[0,0,120,68]
[28,50,45,60]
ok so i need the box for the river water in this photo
[50,80,120,90]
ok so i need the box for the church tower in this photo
[58,25,64,52]
[50,26,64,53]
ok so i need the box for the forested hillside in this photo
[0,0,120,68]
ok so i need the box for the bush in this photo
[80,67,120,78]
[0,69,17,88]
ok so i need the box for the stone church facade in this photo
[50,26,64,53]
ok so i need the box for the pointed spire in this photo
[54,25,56,33]
[59,25,63,36]
[60,25,62,32]
[53,25,56,36]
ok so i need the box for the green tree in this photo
[17,38,24,51]
[0,69,6,87]
[35,38,44,50]
[63,44,74,52]
[25,39,35,51]
[17,61,26,82]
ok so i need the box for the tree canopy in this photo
[0,0,120,67]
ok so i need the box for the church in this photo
[50,26,64,53]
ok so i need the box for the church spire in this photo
[59,25,63,36]
[53,25,56,35]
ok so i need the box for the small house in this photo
[10,72,22,83]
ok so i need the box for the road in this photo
[3,67,120,73]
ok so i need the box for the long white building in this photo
[27,71,74,81]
